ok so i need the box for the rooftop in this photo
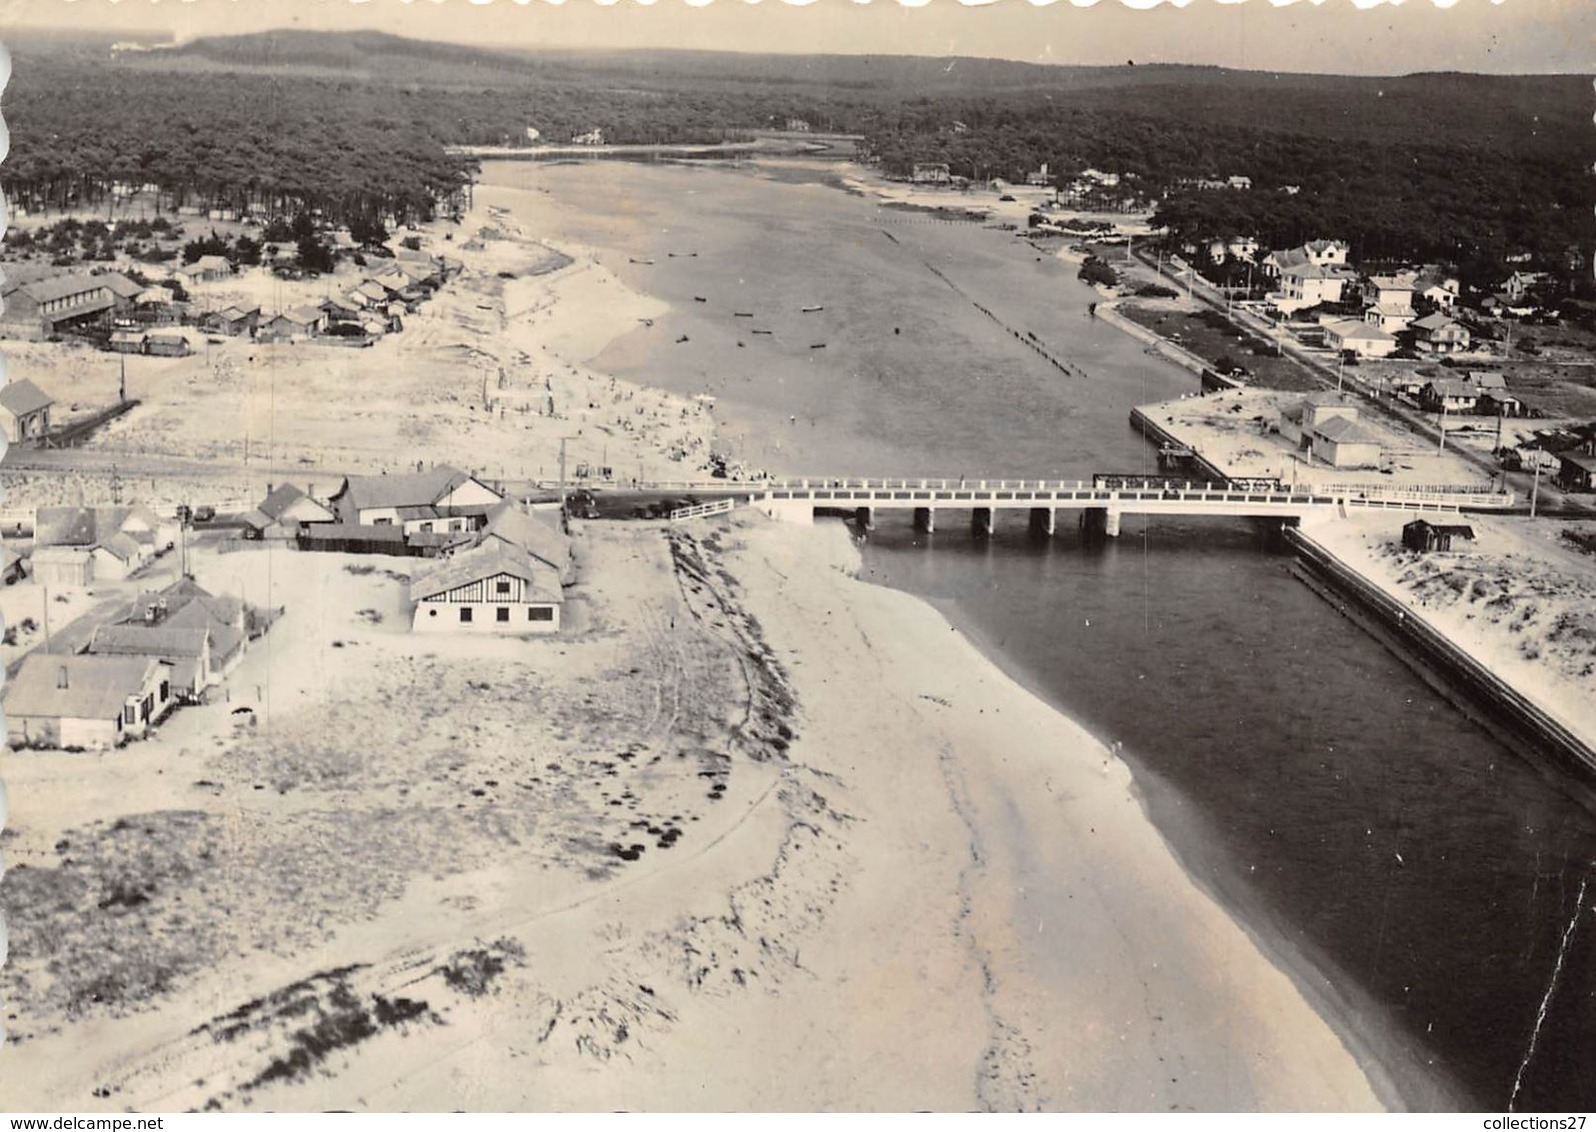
[3,653,167,722]
[0,378,56,418]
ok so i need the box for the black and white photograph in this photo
[0,0,1592,1113]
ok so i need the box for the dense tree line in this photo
[0,61,474,227]
[2,32,1586,281]
[858,83,1590,272]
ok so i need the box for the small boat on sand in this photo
[810,343,827,350]
[801,305,824,313]
[630,257,655,265]
[694,296,708,303]
[751,329,774,335]
[734,312,754,318]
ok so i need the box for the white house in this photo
[329,465,504,535]
[1363,275,1416,333]
[1277,392,1361,447]
[1322,318,1398,359]
[87,624,213,701]
[1262,239,1349,280]
[1311,416,1385,469]
[240,483,337,540]
[410,544,564,634]
[1271,264,1352,314]
[4,653,174,750]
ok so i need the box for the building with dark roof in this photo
[1402,520,1477,553]
[0,274,117,338]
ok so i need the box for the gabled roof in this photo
[15,274,108,304]
[1406,519,1476,537]
[477,500,573,582]
[1411,312,1460,332]
[1561,453,1596,473]
[0,378,55,418]
[34,506,101,547]
[1368,275,1415,292]
[3,653,166,722]
[332,465,491,516]
[90,624,210,659]
[1314,416,1383,446]
[96,532,144,563]
[1325,319,1394,343]
[409,543,561,604]
[97,273,145,299]
[1465,371,1507,390]
[193,255,233,272]
[1424,378,1480,399]
[260,483,309,521]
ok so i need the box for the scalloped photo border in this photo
[0,34,11,1038]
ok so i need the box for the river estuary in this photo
[485,157,1596,1111]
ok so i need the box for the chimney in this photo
[57,666,69,689]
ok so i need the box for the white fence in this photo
[669,499,737,522]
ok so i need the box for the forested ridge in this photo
[1,28,1586,271]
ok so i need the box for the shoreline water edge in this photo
[466,168,1426,1109]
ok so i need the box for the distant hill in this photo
[123,29,1585,157]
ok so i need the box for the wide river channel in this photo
[484,158,1596,1111]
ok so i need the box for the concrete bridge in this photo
[678,477,1513,537]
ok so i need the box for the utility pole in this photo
[1337,353,1345,393]
[119,354,127,404]
[1530,460,1542,518]
[1438,403,1447,453]
[558,436,568,534]
[42,584,51,651]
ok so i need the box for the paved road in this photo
[1126,248,1596,517]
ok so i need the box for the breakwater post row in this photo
[896,237,1094,381]
[1286,526,1596,782]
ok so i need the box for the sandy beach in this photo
[0,163,1392,1112]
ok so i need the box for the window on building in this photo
[160,681,170,701]
[124,704,137,724]
[420,521,433,533]
[374,517,393,526]
[529,607,554,622]
[496,580,511,595]
[496,607,510,623]
[460,607,473,623]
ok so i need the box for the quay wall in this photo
[1286,526,1596,783]
[1127,406,1232,483]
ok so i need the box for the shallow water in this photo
[484,159,1596,1110]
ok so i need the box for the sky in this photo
[0,0,1592,75]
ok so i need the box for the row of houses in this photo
[252,253,459,344]
[30,504,179,586]
[3,575,270,750]
[1502,422,1596,492]
[238,466,574,631]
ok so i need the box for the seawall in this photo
[1286,525,1596,783]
